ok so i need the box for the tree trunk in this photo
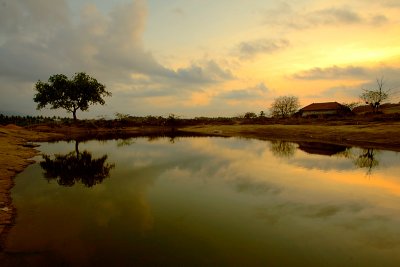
[75,141,80,159]
[73,109,77,121]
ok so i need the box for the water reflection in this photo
[4,137,400,266]
[40,141,115,187]
[353,149,379,175]
[269,140,296,158]
[270,141,381,174]
[298,142,348,156]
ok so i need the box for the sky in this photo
[0,0,399,118]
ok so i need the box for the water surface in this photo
[3,137,400,266]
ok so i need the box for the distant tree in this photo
[259,111,266,117]
[244,112,257,119]
[270,95,300,118]
[360,77,390,113]
[166,114,179,130]
[115,112,130,121]
[34,72,111,121]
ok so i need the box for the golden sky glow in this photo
[0,0,399,117]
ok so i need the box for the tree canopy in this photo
[34,72,111,120]
[270,95,300,118]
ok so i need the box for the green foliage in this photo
[34,72,111,120]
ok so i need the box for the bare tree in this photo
[270,95,300,118]
[360,77,390,113]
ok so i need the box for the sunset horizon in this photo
[1,0,399,118]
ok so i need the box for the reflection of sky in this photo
[5,138,400,266]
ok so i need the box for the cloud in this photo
[293,65,369,80]
[174,60,234,84]
[308,7,362,25]
[234,39,289,60]
[371,15,389,25]
[0,0,237,117]
[0,0,232,85]
[381,0,400,8]
[171,7,185,16]
[292,65,400,83]
[218,83,270,100]
[262,3,389,30]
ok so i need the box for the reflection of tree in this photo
[354,148,379,175]
[117,138,135,147]
[269,141,296,158]
[40,141,115,187]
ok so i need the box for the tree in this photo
[34,72,111,121]
[244,112,257,119]
[360,77,390,113]
[270,95,300,118]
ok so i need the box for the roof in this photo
[300,102,344,111]
[298,142,348,156]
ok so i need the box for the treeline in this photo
[0,114,70,126]
[0,113,272,128]
[2,112,400,128]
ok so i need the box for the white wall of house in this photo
[302,110,338,117]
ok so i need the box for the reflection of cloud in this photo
[234,179,282,196]
[257,201,365,224]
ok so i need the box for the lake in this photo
[2,137,400,266]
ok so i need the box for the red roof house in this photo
[299,102,351,117]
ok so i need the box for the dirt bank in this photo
[0,125,62,248]
[181,122,400,152]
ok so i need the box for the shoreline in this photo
[1,122,399,247]
[180,123,400,152]
[0,126,62,249]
